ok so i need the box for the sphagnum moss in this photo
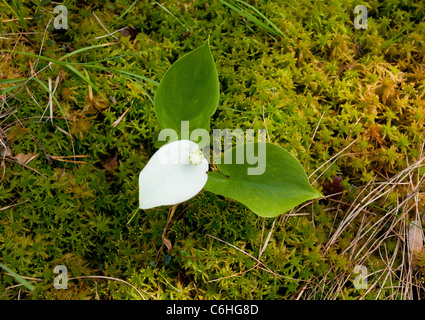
[1,0,425,300]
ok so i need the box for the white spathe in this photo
[139,140,208,209]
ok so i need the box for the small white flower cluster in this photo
[189,148,205,165]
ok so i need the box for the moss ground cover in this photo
[1,0,425,299]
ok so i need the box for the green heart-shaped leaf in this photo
[204,142,322,217]
[154,40,219,145]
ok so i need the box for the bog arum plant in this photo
[139,40,321,217]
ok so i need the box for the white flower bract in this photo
[139,140,208,209]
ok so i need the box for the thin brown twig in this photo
[309,111,325,150]
[92,12,119,40]
[155,204,178,265]
[0,200,29,211]
[112,103,131,128]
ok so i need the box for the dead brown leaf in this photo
[104,152,118,172]
[408,218,424,269]
[322,176,344,196]
[162,235,173,254]
[0,141,13,157]
[15,152,39,165]
[119,26,140,39]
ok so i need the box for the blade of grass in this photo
[58,42,117,61]
[154,1,190,31]
[76,64,156,104]
[2,0,28,30]
[0,49,61,65]
[235,0,286,38]
[380,21,416,49]
[118,74,154,104]
[1,82,27,95]
[0,49,109,101]
[110,0,138,28]
[31,76,73,139]
[0,262,35,291]
[0,78,27,84]
[127,207,140,224]
[218,0,287,39]
[34,0,45,24]
[80,63,159,85]
[31,76,79,166]
[68,50,148,66]
[366,256,386,298]
[63,64,109,101]
[0,49,158,100]
[64,50,159,88]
